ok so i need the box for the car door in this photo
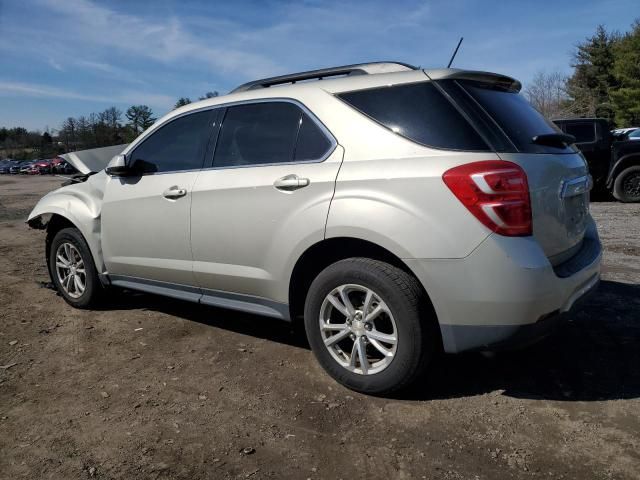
[102,109,217,288]
[190,100,342,313]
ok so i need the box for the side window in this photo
[214,102,332,168]
[294,113,332,161]
[129,110,214,173]
[564,123,596,143]
[338,82,490,151]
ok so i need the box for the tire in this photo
[304,258,437,395]
[613,165,640,203]
[48,227,103,308]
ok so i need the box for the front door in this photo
[102,109,216,286]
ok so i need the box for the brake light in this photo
[442,160,532,236]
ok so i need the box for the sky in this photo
[0,0,637,132]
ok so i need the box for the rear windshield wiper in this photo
[531,133,576,148]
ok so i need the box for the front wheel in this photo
[613,165,640,203]
[48,227,103,308]
[304,258,437,395]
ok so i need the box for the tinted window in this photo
[294,113,332,161]
[215,103,301,167]
[564,123,596,143]
[628,129,640,138]
[459,80,575,154]
[338,82,489,151]
[130,110,213,173]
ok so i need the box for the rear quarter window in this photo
[338,82,490,151]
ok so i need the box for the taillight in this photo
[442,160,532,236]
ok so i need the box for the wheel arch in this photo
[607,153,640,188]
[288,236,441,346]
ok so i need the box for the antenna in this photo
[447,37,464,68]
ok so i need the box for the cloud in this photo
[0,81,173,110]
[35,0,280,79]
[48,58,64,72]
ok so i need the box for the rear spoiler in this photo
[423,69,522,92]
[61,144,129,175]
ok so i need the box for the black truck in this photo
[553,118,640,202]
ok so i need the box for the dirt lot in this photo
[1,176,639,480]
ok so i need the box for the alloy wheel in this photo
[319,284,398,375]
[55,242,86,298]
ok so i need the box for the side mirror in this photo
[105,154,130,176]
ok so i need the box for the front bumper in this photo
[405,219,601,353]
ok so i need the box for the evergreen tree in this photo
[566,25,620,121]
[611,20,640,125]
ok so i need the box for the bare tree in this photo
[524,71,572,119]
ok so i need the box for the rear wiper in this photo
[532,133,576,148]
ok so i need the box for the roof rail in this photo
[230,61,419,93]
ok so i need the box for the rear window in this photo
[338,82,490,151]
[458,80,575,154]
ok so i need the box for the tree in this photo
[101,107,122,131]
[126,105,156,135]
[60,117,77,149]
[199,91,218,100]
[566,25,620,121]
[611,19,640,125]
[524,71,572,118]
[174,97,192,109]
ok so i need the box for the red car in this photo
[50,157,65,172]
[30,159,52,174]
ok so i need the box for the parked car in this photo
[9,161,27,174]
[626,129,640,141]
[611,127,638,137]
[19,161,36,174]
[58,161,77,174]
[50,157,65,173]
[0,161,14,174]
[553,118,640,202]
[28,62,601,394]
[31,159,52,174]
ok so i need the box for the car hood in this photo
[61,144,129,175]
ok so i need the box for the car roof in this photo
[165,63,521,122]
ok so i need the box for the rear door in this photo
[190,100,342,306]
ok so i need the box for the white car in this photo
[28,62,601,394]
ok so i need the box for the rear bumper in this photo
[405,218,601,353]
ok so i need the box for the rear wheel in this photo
[49,227,103,308]
[613,165,640,203]
[304,258,436,394]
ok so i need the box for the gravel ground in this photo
[1,175,639,480]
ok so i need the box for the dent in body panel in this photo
[28,172,108,271]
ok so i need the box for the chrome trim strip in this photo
[560,175,592,198]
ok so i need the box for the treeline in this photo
[58,105,156,151]
[525,20,640,125]
[0,127,56,160]
[1,90,221,160]
[1,105,157,161]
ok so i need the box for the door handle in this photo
[162,186,187,199]
[274,174,310,191]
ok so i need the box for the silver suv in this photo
[29,62,601,394]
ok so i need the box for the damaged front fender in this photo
[27,171,109,273]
